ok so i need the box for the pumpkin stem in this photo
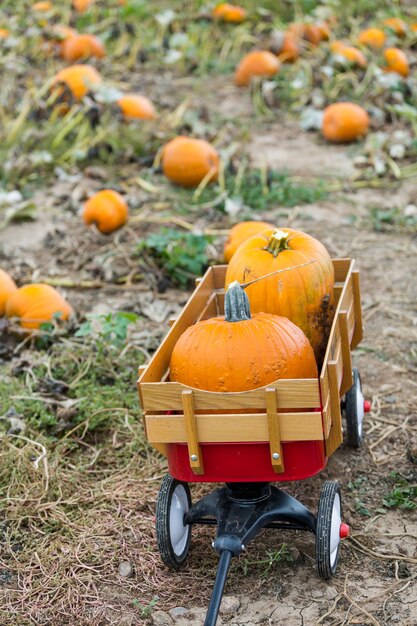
[264,230,290,257]
[225,281,251,322]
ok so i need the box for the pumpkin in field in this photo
[317,22,331,41]
[0,29,9,39]
[289,23,322,46]
[383,48,409,77]
[358,28,386,48]
[83,190,128,234]
[331,43,367,68]
[224,221,274,262]
[383,17,407,37]
[411,24,417,33]
[275,33,300,63]
[225,228,334,362]
[52,64,102,101]
[162,137,219,188]
[73,0,94,11]
[212,3,247,23]
[61,34,105,62]
[6,284,72,330]
[322,102,369,143]
[0,269,17,316]
[33,1,52,10]
[235,50,280,86]
[117,94,157,120]
[170,281,318,392]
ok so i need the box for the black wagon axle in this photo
[156,477,349,626]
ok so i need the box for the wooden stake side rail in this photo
[137,259,364,472]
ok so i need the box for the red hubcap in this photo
[339,523,350,539]
[364,400,371,413]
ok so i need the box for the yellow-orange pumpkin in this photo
[0,269,17,316]
[235,50,280,86]
[61,34,105,62]
[73,0,94,11]
[224,221,274,263]
[117,94,157,120]
[33,1,52,10]
[225,228,334,362]
[322,102,370,143]
[212,3,247,23]
[358,28,386,48]
[383,47,409,77]
[52,64,102,100]
[0,29,9,39]
[289,23,322,46]
[83,190,128,234]
[331,43,367,68]
[277,33,300,63]
[170,281,318,392]
[162,137,219,188]
[383,17,407,37]
[6,284,72,330]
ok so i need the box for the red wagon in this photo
[137,259,370,625]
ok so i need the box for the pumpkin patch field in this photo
[1,1,417,624]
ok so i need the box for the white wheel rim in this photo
[329,493,341,568]
[169,485,190,556]
[356,379,365,438]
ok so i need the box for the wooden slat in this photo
[325,361,343,456]
[182,391,204,475]
[351,269,364,349]
[339,311,353,396]
[266,388,284,473]
[322,397,331,439]
[196,292,219,322]
[333,282,344,304]
[145,411,323,443]
[140,379,321,412]
[168,317,177,328]
[140,268,215,383]
[212,265,227,289]
[333,258,351,282]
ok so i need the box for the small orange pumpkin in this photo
[0,269,17,316]
[6,284,72,330]
[358,28,386,49]
[235,50,280,86]
[224,221,274,263]
[225,228,334,363]
[52,64,102,101]
[162,137,219,188]
[0,28,9,39]
[117,94,157,120]
[383,47,409,77]
[317,22,331,41]
[61,34,105,62]
[322,102,370,143]
[289,23,322,46]
[212,3,247,23]
[170,281,318,392]
[83,190,128,234]
[33,1,52,10]
[383,17,407,37]
[411,24,417,33]
[332,44,367,68]
[277,33,300,63]
[72,0,94,11]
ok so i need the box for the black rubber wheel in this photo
[316,481,342,580]
[156,474,191,570]
[344,368,364,448]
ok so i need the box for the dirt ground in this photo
[1,11,417,625]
